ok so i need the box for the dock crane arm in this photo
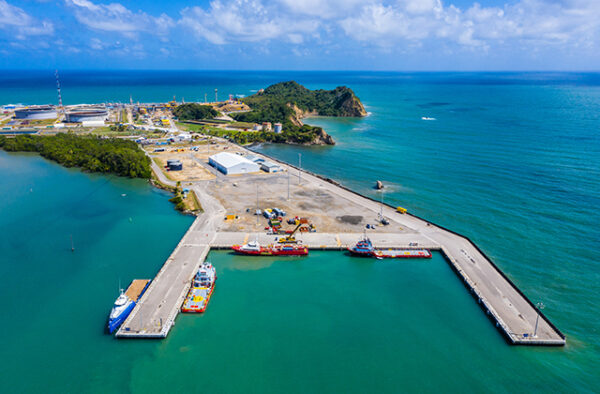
[289,222,302,237]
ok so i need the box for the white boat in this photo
[108,290,134,333]
[106,279,150,334]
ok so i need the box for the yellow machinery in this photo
[396,206,407,214]
[277,223,302,243]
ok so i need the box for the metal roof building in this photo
[209,152,260,175]
[260,161,283,173]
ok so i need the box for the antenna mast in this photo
[55,70,63,114]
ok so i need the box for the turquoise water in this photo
[0,151,194,392]
[1,72,599,392]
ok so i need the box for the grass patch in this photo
[151,157,175,181]
[228,121,255,129]
[184,189,203,212]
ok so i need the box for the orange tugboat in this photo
[181,262,216,313]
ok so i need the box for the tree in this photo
[173,103,218,120]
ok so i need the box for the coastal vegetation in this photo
[231,81,366,145]
[240,81,367,118]
[173,82,365,145]
[177,121,323,145]
[173,103,218,120]
[0,133,151,178]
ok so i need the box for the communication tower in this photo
[55,70,64,114]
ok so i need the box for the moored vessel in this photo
[232,241,308,256]
[373,249,432,259]
[107,279,150,334]
[348,236,432,259]
[347,235,375,257]
[181,262,217,313]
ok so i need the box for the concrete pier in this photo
[116,183,225,338]
[118,149,565,345]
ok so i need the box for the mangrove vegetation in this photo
[0,134,151,178]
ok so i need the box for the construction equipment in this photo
[277,223,302,243]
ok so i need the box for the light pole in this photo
[298,153,302,185]
[378,189,385,223]
[533,302,545,337]
[287,169,290,200]
[256,181,259,226]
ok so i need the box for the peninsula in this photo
[230,81,367,145]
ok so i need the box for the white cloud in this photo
[276,0,365,18]
[65,0,174,36]
[339,0,600,50]
[0,0,54,38]
[179,0,319,44]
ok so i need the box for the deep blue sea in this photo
[0,71,599,392]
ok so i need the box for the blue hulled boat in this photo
[348,236,375,257]
[107,290,135,333]
[107,279,150,334]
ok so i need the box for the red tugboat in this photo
[232,241,308,256]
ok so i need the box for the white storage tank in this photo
[14,105,57,120]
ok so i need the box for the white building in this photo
[260,161,283,173]
[209,152,260,175]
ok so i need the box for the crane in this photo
[277,222,303,243]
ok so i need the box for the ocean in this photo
[0,71,598,393]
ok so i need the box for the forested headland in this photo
[0,134,151,178]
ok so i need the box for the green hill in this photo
[232,81,366,145]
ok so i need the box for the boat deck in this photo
[375,248,431,258]
[125,279,150,302]
[182,286,213,313]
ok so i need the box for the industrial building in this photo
[260,161,283,173]
[14,105,57,120]
[65,107,108,123]
[209,152,260,175]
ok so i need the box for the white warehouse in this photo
[209,152,260,175]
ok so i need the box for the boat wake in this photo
[421,116,436,121]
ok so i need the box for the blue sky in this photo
[1,0,599,70]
